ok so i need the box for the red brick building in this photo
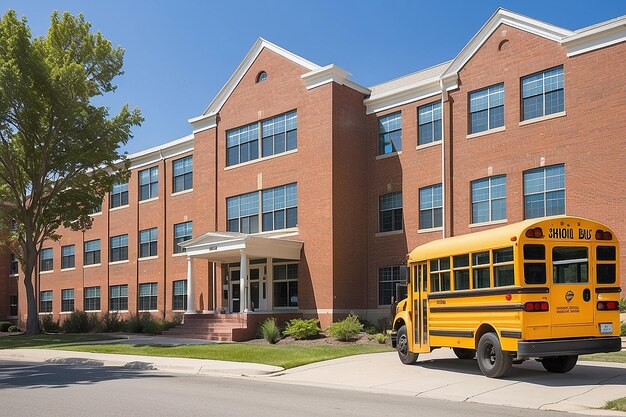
[2,9,625,337]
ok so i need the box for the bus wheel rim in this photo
[398,334,408,355]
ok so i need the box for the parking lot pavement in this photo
[267,349,626,415]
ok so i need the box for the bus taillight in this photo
[525,227,543,238]
[595,229,613,240]
[597,301,619,310]
[523,302,549,312]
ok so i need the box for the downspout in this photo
[159,150,167,317]
[439,79,446,239]
[213,120,219,311]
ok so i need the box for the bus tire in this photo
[453,347,476,360]
[477,332,512,378]
[397,325,418,365]
[541,355,578,373]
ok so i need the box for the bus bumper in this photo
[517,337,622,358]
[390,330,398,348]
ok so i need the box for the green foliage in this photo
[284,318,321,340]
[0,321,11,332]
[619,298,626,313]
[621,322,625,337]
[360,319,378,335]
[61,311,95,333]
[39,314,61,333]
[123,312,170,335]
[259,318,281,344]
[374,333,388,344]
[8,325,21,332]
[327,314,363,341]
[605,397,626,412]
[101,312,124,332]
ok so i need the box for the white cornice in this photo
[562,15,626,57]
[301,64,371,94]
[126,134,194,170]
[188,113,217,134]
[365,76,444,114]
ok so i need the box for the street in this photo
[1,360,584,417]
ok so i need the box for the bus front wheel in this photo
[397,325,418,365]
[477,332,512,378]
[541,355,578,373]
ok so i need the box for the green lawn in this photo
[0,333,122,349]
[606,397,626,412]
[55,343,392,369]
[581,350,626,363]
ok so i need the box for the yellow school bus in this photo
[390,216,622,378]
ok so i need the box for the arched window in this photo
[256,71,268,83]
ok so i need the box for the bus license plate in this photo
[599,323,613,334]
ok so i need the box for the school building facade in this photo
[1,9,625,338]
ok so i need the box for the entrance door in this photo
[412,262,430,353]
[230,266,267,312]
[550,246,594,326]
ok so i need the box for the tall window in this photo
[379,192,402,233]
[419,184,443,229]
[139,166,158,200]
[378,112,402,155]
[110,182,129,208]
[110,284,128,311]
[110,234,129,262]
[172,280,187,311]
[61,245,75,269]
[418,102,442,145]
[471,176,506,224]
[139,283,158,310]
[174,221,192,253]
[262,111,297,157]
[494,247,514,287]
[379,266,404,305]
[84,239,101,265]
[61,289,74,312]
[262,183,297,231]
[469,83,504,134]
[524,164,565,219]
[172,156,193,193]
[473,251,490,289]
[10,254,18,275]
[227,191,259,233]
[40,290,53,313]
[522,66,564,121]
[273,263,298,308]
[9,295,17,316]
[139,228,158,258]
[430,258,451,292]
[84,286,101,311]
[227,122,258,166]
[40,248,53,272]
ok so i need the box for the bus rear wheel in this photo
[541,355,578,373]
[477,332,512,378]
[453,347,476,360]
[397,325,418,365]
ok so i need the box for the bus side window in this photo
[523,244,546,284]
[597,246,616,284]
[453,254,470,290]
[494,247,514,287]
[430,257,450,292]
[472,251,490,288]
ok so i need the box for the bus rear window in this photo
[597,246,616,261]
[552,247,588,284]
[597,264,616,284]
[524,244,545,260]
[524,263,546,284]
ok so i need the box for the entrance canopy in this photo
[179,231,303,263]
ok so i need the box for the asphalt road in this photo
[0,360,585,417]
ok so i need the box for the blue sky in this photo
[3,1,625,154]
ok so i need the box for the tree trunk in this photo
[23,239,40,335]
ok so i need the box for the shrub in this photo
[61,311,93,333]
[8,325,21,332]
[142,318,166,335]
[40,314,61,333]
[621,322,625,337]
[284,318,321,340]
[327,314,363,341]
[102,312,125,332]
[375,333,388,344]
[620,298,626,313]
[0,321,11,332]
[360,319,378,335]
[259,318,281,344]
[123,313,145,333]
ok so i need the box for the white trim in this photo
[39,270,54,275]
[301,64,370,94]
[519,111,566,126]
[60,267,76,272]
[109,204,129,212]
[563,15,626,57]
[375,151,402,161]
[109,260,129,266]
[188,114,217,134]
[84,263,102,269]
[139,197,159,205]
[8,273,18,278]
[172,252,188,258]
[109,310,129,313]
[224,149,298,171]
[138,310,160,313]
[466,126,506,140]
[416,140,442,151]
[127,134,194,171]
[365,78,442,115]
[138,255,159,262]
[418,227,443,234]
[375,230,404,238]
[84,310,102,313]
[89,212,102,217]
[171,188,193,197]
[469,219,509,228]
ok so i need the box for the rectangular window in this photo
[61,245,75,269]
[469,83,504,134]
[110,234,129,262]
[524,164,565,219]
[174,221,192,254]
[139,282,158,311]
[553,247,588,284]
[378,266,404,305]
[172,280,187,311]
[110,284,128,311]
[110,182,129,208]
[471,175,506,224]
[61,288,74,312]
[84,286,101,311]
[597,246,617,284]
[227,122,259,166]
[379,192,403,232]
[172,156,193,193]
[262,183,298,232]
[139,228,158,258]
[524,244,547,284]
[139,166,158,200]
[274,263,298,308]
[453,254,470,290]
[418,102,442,145]
[91,204,102,214]
[472,251,491,288]
[419,184,442,230]
[40,290,53,313]
[9,295,17,316]
[10,253,18,275]
[84,239,101,265]
[40,248,53,272]
[227,191,260,234]
[262,111,297,157]
[522,66,564,121]
[378,112,402,155]
[493,247,514,287]
[430,258,451,292]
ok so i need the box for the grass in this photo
[581,350,626,364]
[53,343,392,369]
[0,333,122,349]
[605,397,626,412]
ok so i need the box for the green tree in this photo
[0,10,142,334]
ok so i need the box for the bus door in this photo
[412,262,430,352]
[550,245,594,327]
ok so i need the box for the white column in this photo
[185,256,195,314]
[267,258,273,311]
[240,251,248,313]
